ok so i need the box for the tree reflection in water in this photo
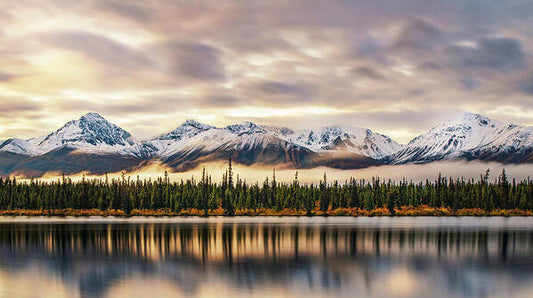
[0,217,532,297]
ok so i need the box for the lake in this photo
[0,217,532,297]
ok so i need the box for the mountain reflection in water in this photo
[0,217,532,298]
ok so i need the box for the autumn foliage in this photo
[1,205,531,217]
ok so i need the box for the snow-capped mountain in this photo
[271,126,402,160]
[142,119,215,158]
[141,121,399,167]
[0,114,401,164]
[0,137,41,156]
[158,122,272,158]
[158,119,214,141]
[388,112,533,164]
[155,121,279,157]
[143,121,316,169]
[3,111,533,177]
[227,121,267,135]
[0,112,139,157]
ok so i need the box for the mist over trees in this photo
[0,160,532,215]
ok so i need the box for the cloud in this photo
[445,37,525,71]
[0,72,16,82]
[0,99,40,116]
[41,31,152,69]
[96,1,152,21]
[238,80,317,105]
[351,66,386,80]
[202,96,240,107]
[0,0,533,142]
[161,41,226,81]
[257,81,305,95]
[517,73,533,95]
[49,97,190,115]
[391,18,444,55]
[354,39,389,64]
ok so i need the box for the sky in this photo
[1,0,533,144]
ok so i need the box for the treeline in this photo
[0,159,532,215]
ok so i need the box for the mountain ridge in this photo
[1,112,532,177]
[388,112,533,164]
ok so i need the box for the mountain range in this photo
[1,112,532,177]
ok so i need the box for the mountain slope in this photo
[137,121,389,170]
[388,113,533,164]
[0,113,141,157]
[152,122,319,170]
[9,147,144,177]
[36,112,139,156]
[3,111,533,177]
[0,138,38,156]
[142,119,216,158]
[270,126,402,160]
[0,151,30,175]
[0,113,147,177]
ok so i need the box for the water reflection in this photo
[0,218,532,297]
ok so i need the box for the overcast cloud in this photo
[1,0,532,143]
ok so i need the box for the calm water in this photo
[0,217,532,298]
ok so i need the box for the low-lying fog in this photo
[24,161,533,184]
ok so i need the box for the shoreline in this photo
[0,206,532,217]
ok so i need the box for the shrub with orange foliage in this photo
[0,206,532,217]
[394,205,451,216]
[488,209,533,216]
[455,208,486,216]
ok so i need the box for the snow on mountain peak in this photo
[275,125,402,159]
[0,113,142,157]
[263,126,294,137]
[142,119,216,157]
[0,138,34,155]
[19,113,136,156]
[39,113,134,148]
[4,111,532,166]
[226,121,266,135]
[158,119,214,141]
[0,115,403,160]
[79,112,106,122]
[391,112,533,163]
[181,119,213,130]
[442,112,497,128]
